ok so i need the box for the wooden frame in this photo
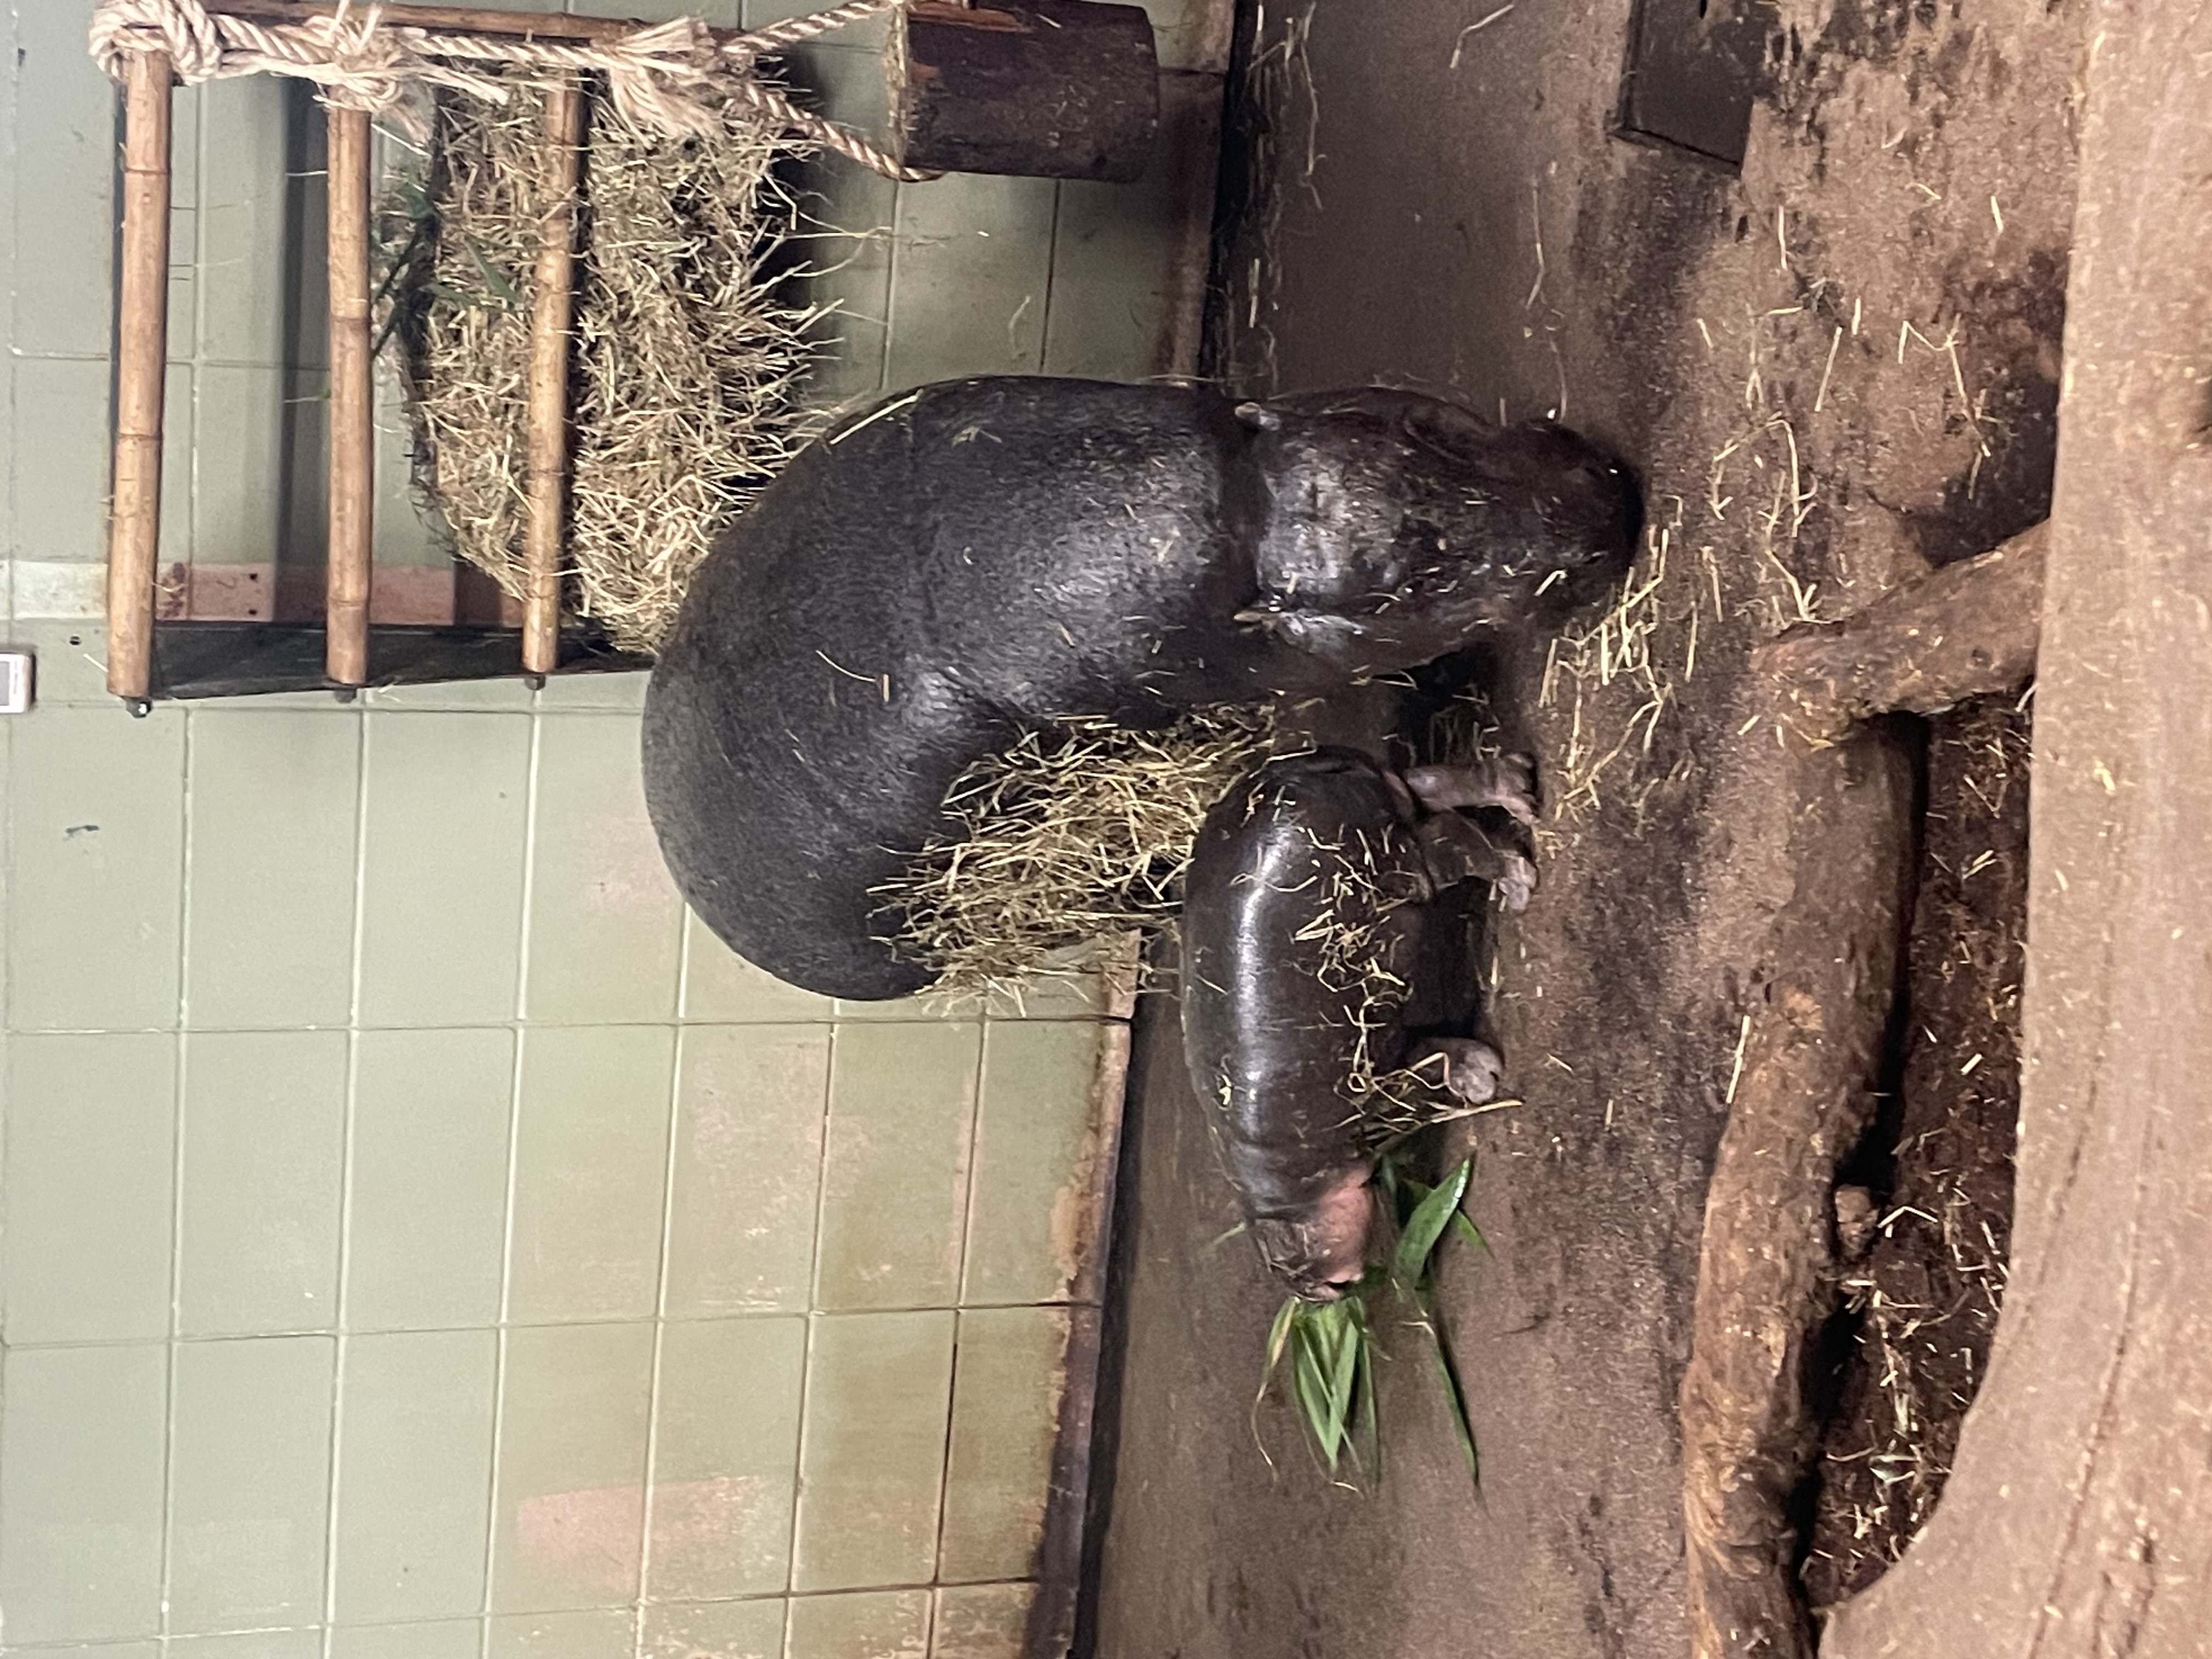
[101,5,620,709]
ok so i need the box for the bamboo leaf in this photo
[1354,1307,1379,1475]
[1291,1318,1339,1469]
[463,234,527,311]
[1322,1304,1359,1458]
[1427,1313,1481,1487]
[1257,1294,1299,1410]
[1393,1155,1473,1288]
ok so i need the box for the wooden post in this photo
[523,76,583,676]
[890,0,1160,183]
[325,105,373,686]
[106,50,174,707]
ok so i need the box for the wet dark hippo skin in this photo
[1179,748,1526,1296]
[1178,751,1425,1254]
[642,376,1636,999]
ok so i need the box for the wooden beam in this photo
[523,76,584,677]
[105,49,173,707]
[324,105,373,686]
[205,0,745,46]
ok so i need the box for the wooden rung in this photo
[523,76,584,678]
[325,104,373,687]
[106,49,174,706]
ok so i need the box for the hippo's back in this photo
[1181,750,1429,1217]
[643,377,1267,1000]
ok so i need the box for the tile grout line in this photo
[925,1020,990,1630]
[319,704,372,1659]
[157,702,198,1647]
[1032,179,1065,373]
[956,1023,992,1309]
[1,1297,1101,1353]
[633,943,695,1658]
[781,1015,843,1652]
[876,172,907,398]
[479,703,548,1658]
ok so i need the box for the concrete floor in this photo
[1091,7,1727,1655]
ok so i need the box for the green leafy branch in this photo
[1256,1150,1486,1487]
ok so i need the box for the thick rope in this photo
[88,0,933,178]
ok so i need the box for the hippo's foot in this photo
[1414,1037,1505,1105]
[1492,851,1537,913]
[1412,814,1538,912]
[1404,754,1539,826]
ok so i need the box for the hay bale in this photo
[381,77,819,652]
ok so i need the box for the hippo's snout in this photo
[1251,1165,1376,1301]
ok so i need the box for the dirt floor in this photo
[1088,1,2081,1654]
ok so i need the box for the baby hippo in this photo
[1180,747,1535,1300]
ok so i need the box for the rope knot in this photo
[296,7,411,114]
[596,18,726,142]
[88,0,226,83]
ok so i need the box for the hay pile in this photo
[381,77,819,651]
[878,707,1284,1000]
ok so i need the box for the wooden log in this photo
[325,105,374,686]
[1680,532,2051,1658]
[1681,731,1920,1659]
[890,0,1159,183]
[1823,0,2212,1651]
[522,76,584,677]
[1758,522,2047,741]
[106,49,174,706]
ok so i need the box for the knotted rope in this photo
[88,0,934,179]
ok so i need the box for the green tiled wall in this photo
[1,1,1218,1655]
[1,645,1136,1659]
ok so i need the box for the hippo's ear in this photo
[1233,400,1284,432]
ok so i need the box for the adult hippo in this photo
[642,375,1637,999]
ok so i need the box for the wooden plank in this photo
[105,49,174,707]
[324,105,373,686]
[205,0,745,46]
[522,76,584,677]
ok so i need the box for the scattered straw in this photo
[1449,4,1514,67]
[382,77,819,652]
[1539,522,1681,820]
